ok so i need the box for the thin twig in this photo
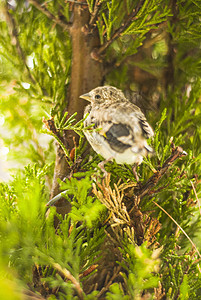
[28,0,70,31]
[153,200,201,259]
[3,3,35,83]
[66,0,87,4]
[53,262,84,300]
[136,145,187,198]
[190,180,201,217]
[89,0,102,26]
[96,0,145,55]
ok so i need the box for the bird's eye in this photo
[95,94,101,100]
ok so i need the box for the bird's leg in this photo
[132,163,139,182]
[98,157,113,177]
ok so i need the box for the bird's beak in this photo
[80,93,92,102]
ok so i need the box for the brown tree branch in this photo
[137,144,187,198]
[28,0,71,31]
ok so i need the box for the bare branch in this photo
[28,0,70,31]
[53,262,84,299]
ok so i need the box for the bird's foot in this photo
[132,164,140,182]
[98,161,109,177]
[98,157,113,177]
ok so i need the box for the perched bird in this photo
[80,86,154,170]
[46,86,154,207]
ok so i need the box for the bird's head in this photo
[80,86,126,104]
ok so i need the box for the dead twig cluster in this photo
[92,174,132,227]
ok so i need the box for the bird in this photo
[46,86,154,207]
[80,86,154,175]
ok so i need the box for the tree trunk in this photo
[51,4,103,202]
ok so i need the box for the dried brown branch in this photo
[53,262,84,299]
[42,117,72,168]
[28,0,70,31]
[95,0,145,56]
[136,145,187,198]
[92,174,131,227]
[154,281,166,300]
[144,217,161,247]
[3,2,35,83]
[42,117,66,146]
[79,264,98,279]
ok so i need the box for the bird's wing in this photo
[84,101,154,154]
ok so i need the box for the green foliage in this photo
[97,0,170,60]
[0,165,105,298]
[0,0,71,167]
[105,244,160,299]
[1,0,201,299]
[42,113,96,167]
[59,175,105,227]
[123,1,170,36]
[161,251,201,299]
[0,93,55,168]
[179,274,189,300]
[118,243,160,299]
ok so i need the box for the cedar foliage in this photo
[0,0,201,299]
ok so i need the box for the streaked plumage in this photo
[80,86,154,165]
